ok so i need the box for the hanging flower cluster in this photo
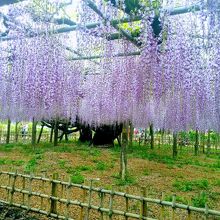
[0,0,220,132]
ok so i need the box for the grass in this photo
[24,157,38,173]
[214,179,220,187]
[0,158,24,166]
[165,195,188,204]
[0,140,219,210]
[173,179,209,192]
[192,192,208,208]
[113,174,137,186]
[71,172,85,184]
[95,161,108,171]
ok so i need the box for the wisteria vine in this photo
[0,0,220,132]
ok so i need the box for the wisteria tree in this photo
[0,0,220,179]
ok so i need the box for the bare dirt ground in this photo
[0,142,219,219]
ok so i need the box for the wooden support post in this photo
[201,132,205,154]
[150,124,154,149]
[120,123,128,180]
[54,120,58,146]
[32,118,37,147]
[173,132,178,158]
[144,129,147,145]
[207,130,211,154]
[195,129,199,155]
[129,123,134,147]
[37,124,44,143]
[50,173,58,214]
[15,121,19,142]
[6,118,11,144]
[161,129,165,147]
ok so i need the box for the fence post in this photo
[205,203,209,220]
[9,170,17,205]
[172,194,176,220]
[80,188,87,220]
[99,189,105,220]
[125,187,129,220]
[140,187,147,219]
[6,118,11,144]
[108,185,114,220]
[160,192,165,219]
[22,175,25,205]
[50,173,58,214]
[27,173,33,211]
[40,171,46,210]
[65,177,72,219]
[85,178,99,220]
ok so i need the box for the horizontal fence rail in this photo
[0,171,220,219]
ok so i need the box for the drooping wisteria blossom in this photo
[0,0,220,132]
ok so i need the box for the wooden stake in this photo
[150,124,154,149]
[32,117,37,148]
[173,132,178,158]
[6,118,11,144]
[120,123,128,180]
[195,129,199,155]
[37,124,44,143]
[54,119,59,146]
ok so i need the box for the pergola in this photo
[0,0,206,61]
[0,0,219,181]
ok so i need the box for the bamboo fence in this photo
[0,171,220,219]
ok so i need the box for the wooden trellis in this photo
[0,171,220,219]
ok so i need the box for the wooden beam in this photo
[0,3,205,42]
[68,51,140,61]
[83,0,140,47]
